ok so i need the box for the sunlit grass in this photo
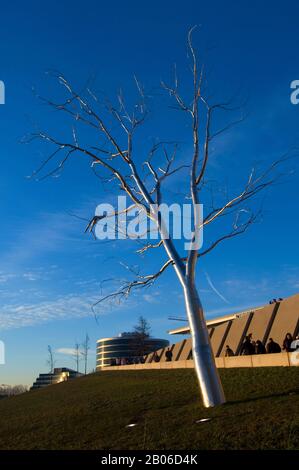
[0,367,298,450]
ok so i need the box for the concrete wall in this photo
[179,338,192,360]
[172,339,187,361]
[210,321,232,356]
[101,352,298,371]
[219,312,253,356]
[246,303,278,345]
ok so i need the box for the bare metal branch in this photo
[30,29,295,408]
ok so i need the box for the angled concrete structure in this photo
[166,294,299,361]
[267,294,299,346]
[138,294,299,366]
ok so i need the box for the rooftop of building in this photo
[168,303,277,335]
[96,333,169,343]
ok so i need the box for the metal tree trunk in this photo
[183,282,226,407]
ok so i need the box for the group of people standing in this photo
[110,356,146,366]
[111,333,299,365]
[152,347,173,362]
[110,347,174,366]
[225,332,299,357]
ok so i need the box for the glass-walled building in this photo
[96,332,169,369]
[30,367,82,390]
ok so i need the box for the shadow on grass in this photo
[225,388,299,406]
[193,410,253,423]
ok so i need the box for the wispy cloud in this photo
[56,347,96,356]
[56,347,77,356]
[0,269,50,284]
[22,272,43,281]
[142,291,161,304]
[0,281,139,330]
[0,203,98,272]
[0,273,17,283]
[0,294,101,330]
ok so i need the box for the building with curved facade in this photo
[96,332,169,369]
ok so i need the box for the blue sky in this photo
[0,0,299,386]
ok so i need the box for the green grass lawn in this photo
[0,367,298,450]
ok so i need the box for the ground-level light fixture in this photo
[195,418,211,424]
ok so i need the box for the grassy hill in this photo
[0,367,298,450]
